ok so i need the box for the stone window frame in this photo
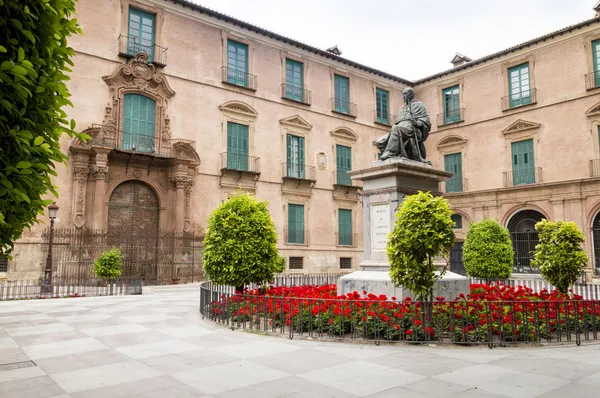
[436,77,465,127]
[330,126,359,186]
[120,0,165,49]
[585,102,600,158]
[329,68,354,116]
[371,81,393,126]
[500,55,537,111]
[583,32,600,85]
[279,115,313,179]
[221,32,256,88]
[335,203,359,247]
[219,100,258,166]
[500,120,541,180]
[280,50,310,102]
[436,135,468,192]
[283,195,310,247]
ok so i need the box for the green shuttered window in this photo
[511,139,535,185]
[593,39,600,87]
[286,134,305,179]
[227,40,249,87]
[334,74,350,114]
[127,8,156,61]
[285,59,304,102]
[338,209,352,246]
[443,85,460,124]
[226,122,249,171]
[122,94,156,153]
[336,145,352,186]
[444,153,463,193]
[288,204,305,244]
[451,214,463,229]
[508,63,531,108]
[375,88,389,124]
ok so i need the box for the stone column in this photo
[170,176,193,232]
[91,147,111,230]
[72,165,90,228]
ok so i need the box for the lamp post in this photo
[41,203,59,295]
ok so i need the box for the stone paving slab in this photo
[1,285,600,397]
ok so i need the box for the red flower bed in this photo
[208,283,600,344]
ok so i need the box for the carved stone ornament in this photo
[330,127,358,142]
[92,167,108,181]
[437,135,468,150]
[133,169,144,179]
[170,176,193,190]
[73,167,90,181]
[104,52,175,98]
[502,119,541,135]
[74,213,85,228]
[219,101,258,118]
[317,152,327,170]
[280,115,313,130]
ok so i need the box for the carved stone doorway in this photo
[108,180,160,279]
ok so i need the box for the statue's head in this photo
[403,87,414,103]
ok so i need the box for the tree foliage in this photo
[463,219,514,279]
[387,191,455,301]
[94,248,123,279]
[0,0,82,255]
[532,220,587,294]
[203,193,285,290]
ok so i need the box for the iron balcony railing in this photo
[220,152,261,174]
[281,163,316,181]
[441,178,468,193]
[331,98,357,117]
[118,35,168,67]
[502,88,537,111]
[333,170,354,187]
[437,108,465,126]
[281,84,311,105]
[586,71,600,90]
[284,229,309,245]
[503,167,542,187]
[221,66,257,90]
[88,124,194,158]
[590,159,600,177]
[373,111,396,126]
[336,232,358,247]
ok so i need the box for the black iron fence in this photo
[373,111,396,126]
[437,108,465,126]
[200,279,600,347]
[117,35,168,67]
[281,84,312,105]
[586,71,600,91]
[42,228,204,285]
[503,167,542,187]
[281,162,316,181]
[221,66,257,90]
[220,152,261,174]
[502,88,537,111]
[0,277,142,300]
[331,98,357,117]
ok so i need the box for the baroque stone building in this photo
[3,0,600,282]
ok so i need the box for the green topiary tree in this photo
[532,220,588,294]
[387,191,455,301]
[94,248,123,280]
[203,192,285,292]
[463,219,514,280]
[0,1,82,255]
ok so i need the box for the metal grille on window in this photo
[451,214,463,229]
[507,210,545,273]
[289,257,303,270]
[0,255,8,272]
[593,212,600,276]
[340,257,352,269]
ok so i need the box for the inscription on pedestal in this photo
[371,204,390,250]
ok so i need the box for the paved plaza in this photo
[0,285,600,397]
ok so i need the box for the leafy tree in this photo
[532,220,587,294]
[203,192,285,292]
[387,191,455,301]
[463,219,514,279]
[0,0,82,255]
[94,248,123,279]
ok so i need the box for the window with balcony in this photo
[226,122,249,171]
[443,85,460,124]
[122,94,156,153]
[226,40,249,87]
[285,59,304,103]
[127,8,156,61]
[338,209,353,246]
[287,204,305,244]
[511,139,535,185]
[334,74,350,114]
[592,39,600,88]
[508,63,532,108]
[444,152,463,193]
[286,134,305,179]
[335,144,352,186]
[375,88,389,125]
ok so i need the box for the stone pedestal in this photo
[336,157,469,298]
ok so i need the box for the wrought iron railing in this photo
[331,98,357,117]
[284,229,309,245]
[118,35,168,67]
[220,152,261,174]
[373,111,396,126]
[586,71,600,90]
[281,162,316,181]
[335,232,358,247]
[0,277,142,300]
[281,84,311,105]
[437,108,465,126]
[503,167,541,187]
[333,170,353,187]
[502,88,537,111]
[590,159,600,177]
[510,231,539,274]
[441,178,468,193]
[221,66,257,90]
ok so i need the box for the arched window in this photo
[122,94,156,154]
[592,212,600,276]
[506,209,545,273]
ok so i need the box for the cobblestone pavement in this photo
[1,284,600,397]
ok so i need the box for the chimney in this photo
[450,53,472,68]
[326,45,342,56]
[595,1,600,17]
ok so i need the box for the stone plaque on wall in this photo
[371,203,390,250]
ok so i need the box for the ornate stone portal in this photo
[69,53,200,232]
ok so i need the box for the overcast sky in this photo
[188,0,595,81]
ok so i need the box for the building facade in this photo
[3,0,600,282]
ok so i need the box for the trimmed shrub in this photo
[203,192,284,291]
[532,220,588,293]
[463,219,514,279]
[388,191,455,301]
[94,248,122,279]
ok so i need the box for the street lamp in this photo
[41,203,59,295]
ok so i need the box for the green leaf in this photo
[16,161,31,169]
[21,30,35,44]
[11,65,27,76]
[0,46,6,53]
[0,61,14,71]
[33,136,44,146]
[17,47,24,63]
